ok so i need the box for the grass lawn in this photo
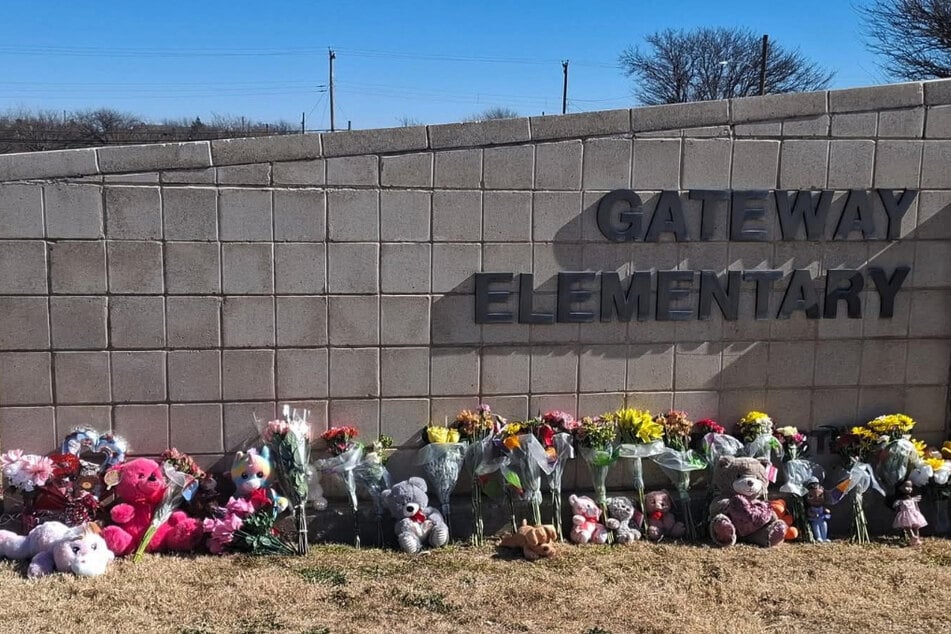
[1,538,951,633]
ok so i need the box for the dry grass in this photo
[2,538,951,634]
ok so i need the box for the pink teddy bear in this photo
[101,458,203,557]
[568,494,609,544]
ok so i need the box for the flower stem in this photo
[133,523,159,563]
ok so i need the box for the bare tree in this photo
[464,106,520,122]
[860,0,951,79]
[619,27,834,105]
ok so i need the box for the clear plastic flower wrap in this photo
[741,433,783,468]
[827,460,885,543]
[876,437,918,489]
[499,433,555,526]
[353,450,393,546]
[545,432,575,540]
[258,405,313,554]
[313,444,363,546]
[579,444,620,512]
[133,461,198,562]
[650,447,706,540]
[780,459,826,543]
[465,436,497,545]
[618,439,665,532]
[416,442,467,536]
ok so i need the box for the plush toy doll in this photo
[643,490,686,542]
[892,478,927,547]
[101,458,204,557]
[230,448,288,512]
[568,494,609,544]
[769,499,799,541]
[0,521,114,578]
[709,456,787,547]
[605,496,642,544]
[499,520,558,561]
[381,477,450,554]
[804,480,831,543]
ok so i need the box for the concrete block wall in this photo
[0,80,949,493]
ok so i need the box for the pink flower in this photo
[21,455,54,487]
[477,403,491,414]
[0,449,24,468]
[205,513,243,553]
[225,496,255,518]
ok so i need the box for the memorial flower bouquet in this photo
[314,425,363,546]
[774,426,825,542]
[868,413,920,489]
[353,436,396,546]
[497,419,555,527]
[736,411,782,479]
[829,426,884,543]
[649,410,706,540]
[571,415,619,517]
[611,407,663,531]
[540,410,577,540]
[261,406,314,554]
[914,446,951,535]
[203,489,296,555]
[418,421,467,537]
[452,405,496,545]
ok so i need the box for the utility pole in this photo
[329,48,336,132]
[301,112,305,134]
[562,60,569,115]
[758,35,769,96]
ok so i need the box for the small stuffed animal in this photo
[230,448,288,512]
[769,499,799,541]
[381,477,450,554]
[499,520,558,560]
[101,458,204,557]
[308,471,328,511]
[0,521,114,577]
[709,456,787,548]
[605,496,642,544]
[568,494,609,544]
[805,480,832,543]
[643,490,686,542]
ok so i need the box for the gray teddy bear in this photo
[605,496,643,544]
[381,477,450,554]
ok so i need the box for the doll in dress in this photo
[892,478,927,547]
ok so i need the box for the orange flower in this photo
[503,436,522,451]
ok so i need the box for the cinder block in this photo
[579,346,626,392]
[581,138,631,190]
[531,109,630,140]
[55,405,111,438]
[222,401,274,450]
[113,405,168,454]
[813,340,862,386]
[430,294,479,344]
[484,145,534,190]
[904,386,947,435]
[669,390,719,421]
[221,243,273,294]
[170,403,223,453]
[873,140,923,188]
[0,406,55,453]
[44,183,103,239]
[53,352,110,404]
[163,187,217,241]
[0,298,49,350]
[828,140,875,188]
[380,243,430,293]
[429,117,530,149]
[381,153,432,188]
[211,135,322,166]
[913,240,951,287]
[272,159,325,185]
[764,389,813,425]
[624,391,673,413]
[632,139,681,190]
[879,107,924,137]
[326,155,379,186]
[0,184,43,238]
[162,168,215,184]
[432,190,481,241]
[830,82,922,113]
[906,339,951,385]
[380,295,430,346]
[432,243,480,293]
[718,390,767,426]
[534,244,582,293]
[219,188,272,240]
[529,394,579,419]
[673,342,722,390]
[0,148,96,182]
[916,191,951,240]
[167,350,220,402]
[216,163,270,185]
[222,296,275,347]
[481,346,530,395]
[327,190,380,241]
[779,140,829,189]
[831,112,878,137]
[781,115,830,137]
[431,348,479,396]
[275,242,325,294]
[166,296,220,347]
[328,295,379,345]
[381,190,430,241]
[533,191,582,241]
[925,79,951,105]
[921,141,951,188]
[632,99,728,132]
[111,351,166,403]
[859,340,908,386]
[165,242,220,294]
[321,126,427,157]
[274,189,325,241]
[731,140,780,189]
[530,346,578,393]
[766,342,816,387]
[329,348,379,398]
[682,125,730,137]
[276,348,329,399]
[110,296,165,349]
[720,341,769,389]
[222,349,275,400]
[104,186,162,239]
[483,191,531,242]
[863,290,911,338]
[107,241,164,293]
[381,347,429,397]
[380,399,430,445]
[327,243,378,294]
[735,121,782,137]
[0,352,52,405]
[731,90,827,123]
[98,141,210,174]
[535,141,582,190]
[434,149,482,189]
[578,393,623,417]
[925,105,951,138]
[0,241,46,294]
[50,296,107,349]
[328,399,380,438]
[276,296,327,346]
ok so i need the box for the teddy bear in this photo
[568,494,609,544]
[0,521,114,578]
[101,458,204,557]
[769,499,799,541]
[499,520,558,560]
[381,477,450,554]
[709,456,787,547]
[643,490,686,542]
[605,496,642,544]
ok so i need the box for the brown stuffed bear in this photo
[499,520,558,561]
[709,456,787,547]
[643,490,685,542]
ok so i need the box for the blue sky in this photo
[1,1,889,130]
